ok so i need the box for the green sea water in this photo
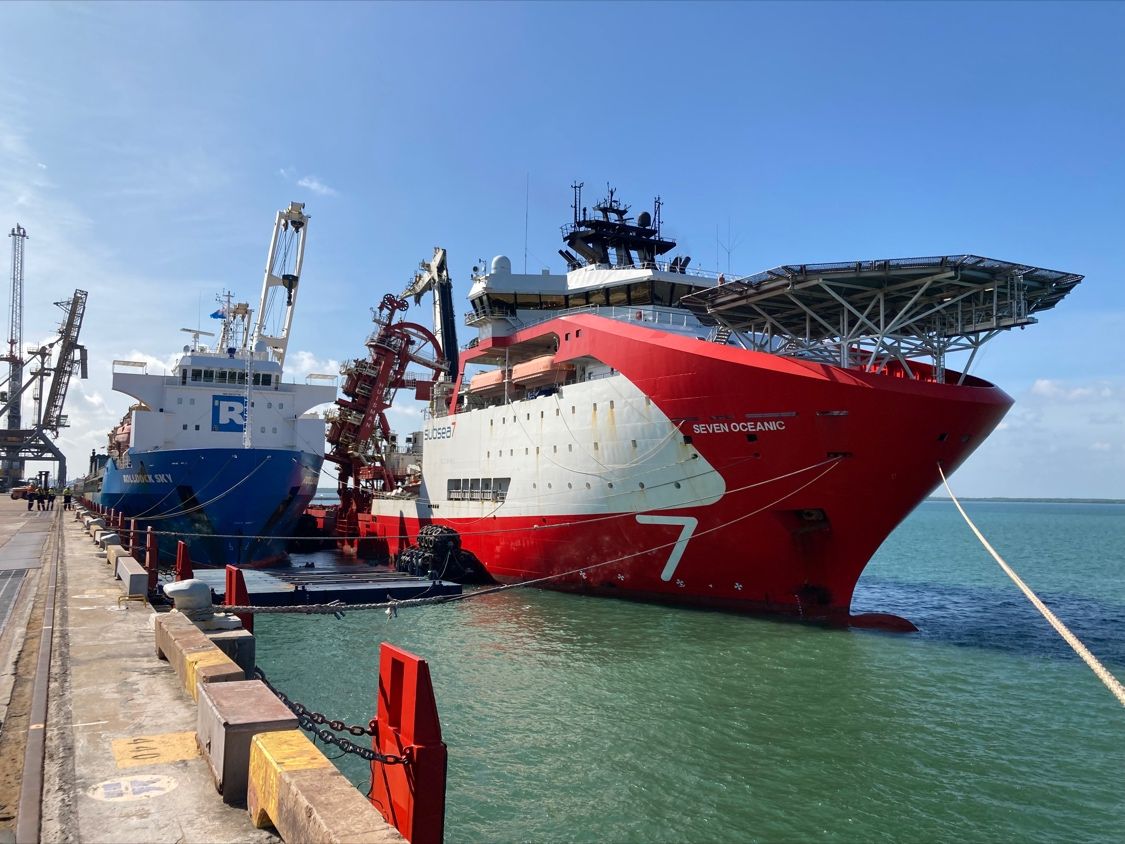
[255,500,1125,842]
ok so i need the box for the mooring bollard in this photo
[369,643,447,844]
[175,540,194,581]
[224,565,253,633]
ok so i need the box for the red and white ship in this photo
[321,186,1082,624]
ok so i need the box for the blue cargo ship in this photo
[80,202,337,566]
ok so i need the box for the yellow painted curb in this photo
[248,730,331,828]
[184,649,236,701]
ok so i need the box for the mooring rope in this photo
[938,464,1125,709]
[144,454,843,541]
[135,457,274,521]
[220,459,842,615]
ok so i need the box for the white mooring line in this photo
[939,465,1125,709]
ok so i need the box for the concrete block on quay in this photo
[155,612,244,700]
[97,531,120,548]
[208,628,256,677]
[247,730,405,843]
[197,680,299,804]
[115,555,148,597]
[186,649,244,702]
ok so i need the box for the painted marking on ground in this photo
[86,775,177,802]
[111,731,199,769]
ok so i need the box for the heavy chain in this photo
[253,668,408,765]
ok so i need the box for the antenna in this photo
[180,327,215,351]
[523,173,530,274]
[717,218,744,275]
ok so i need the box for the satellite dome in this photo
[491,255,512,275]
[637,211,651,228]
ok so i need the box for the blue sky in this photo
[1,1,1122,497]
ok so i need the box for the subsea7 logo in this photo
[211,395,247,432]
[635,515,698,581]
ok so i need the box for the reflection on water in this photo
[258,500,1125,843]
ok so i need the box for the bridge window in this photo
[448,476,511,501]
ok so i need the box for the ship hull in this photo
[90,446,322,567]
[357,314,1012,620]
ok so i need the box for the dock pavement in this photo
[0,498,277,842]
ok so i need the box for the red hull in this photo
[347,314,1011,621]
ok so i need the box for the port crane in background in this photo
[2,223,89,488]
[324,248,455,555]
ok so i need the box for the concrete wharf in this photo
[0,499,420,843]
[0,499,278,842]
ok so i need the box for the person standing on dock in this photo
[26,489,35,512]
[63,487,72,510]
[47,489,56,510]
[36,490,44,511]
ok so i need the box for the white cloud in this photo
[1029,378,1109,402]
[296,176,338,197]
[286,350,341,381]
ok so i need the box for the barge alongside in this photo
[322,186,1082,622]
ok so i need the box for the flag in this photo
[209,309,225,319]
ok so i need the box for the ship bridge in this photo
[679,255,1083,383]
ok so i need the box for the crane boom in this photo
[251,201,308,369]
[41,290,88,434]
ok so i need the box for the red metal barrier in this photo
[175,541,193,581]
[369,643,447,844]
[223,565,253,633]
[145,528,159,593]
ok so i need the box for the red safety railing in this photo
[145,527,159,593]
[369,643,447,844]
[174,540,193,581]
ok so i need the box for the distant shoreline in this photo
[309,488,1124,506]
[926,496,1125,505]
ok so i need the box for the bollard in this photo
[224,565,253,633]
[146,527,159,593]
[369,643,447,844]
[175,541,194,581]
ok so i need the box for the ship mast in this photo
[251,201,309,369]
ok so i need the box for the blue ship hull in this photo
[91,446,322,567]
